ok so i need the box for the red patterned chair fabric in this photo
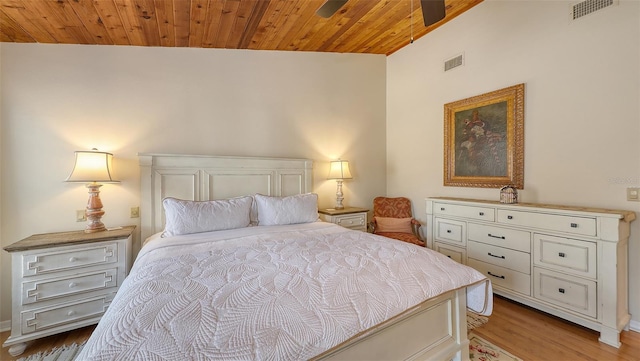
[371,197,425,247]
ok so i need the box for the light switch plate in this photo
[627,188,640,201]
[76,210,87,222]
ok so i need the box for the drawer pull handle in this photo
[446,230,452,233]
[488,233,505,240]
[487,272,505,279]
[69,282,77,288]
[479,212,485,216]
[558,252,566,258]
[69,257,78,262]
[558,288,565,294]
[67,310,76,316]
[488,252,505,259]
[570,223,578,228]
[507,215,513,220]
[440,207,445,211]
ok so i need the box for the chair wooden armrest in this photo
[410,218,422,238]
[368,220,377,233]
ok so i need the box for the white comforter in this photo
[78,222,491,360]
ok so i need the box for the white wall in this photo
[0,45,4,330]
[0,44,387,323]
[387,0,640,326]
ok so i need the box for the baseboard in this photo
[0,319,10,332]
[630,319,640,333]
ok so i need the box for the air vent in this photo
[571,0,617,20]
[444,54,464,72]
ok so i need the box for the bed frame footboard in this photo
[313,288,469,361]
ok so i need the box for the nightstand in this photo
[319,207,369,232]
[2,226,135,356]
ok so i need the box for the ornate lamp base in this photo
[84,183,106,233]
[334,179,345,210]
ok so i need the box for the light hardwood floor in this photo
[2,295,639,360]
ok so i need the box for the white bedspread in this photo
[78,222,491,360]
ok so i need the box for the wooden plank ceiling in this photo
[0,0,482,55]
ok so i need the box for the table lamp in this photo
[327,160,352,210]
[65,149,119,233]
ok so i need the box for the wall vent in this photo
[571,0,617,20]
[444,53,464,72]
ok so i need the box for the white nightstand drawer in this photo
[468,241,530,274]
[435,218,465,246]
[318,208,368,232]
[22,243,118,277]
[335,214,366,229]
[468,223,530,253]
[534,268,597,318]
[434,242,466,264]
[534,234,596,279]
[22,269,118,305]
[434,203,495,222]
[21,294,115,334]
[497,210,596,237]
[468,258,531,296]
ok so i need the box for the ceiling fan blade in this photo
[316,0,349,18]
[420,0,446,27]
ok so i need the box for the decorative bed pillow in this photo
[254,193,319,226]
[375,217,413,233]
[162,196,253,237]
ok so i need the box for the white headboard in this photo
[139,153,313,241]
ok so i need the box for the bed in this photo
[77,154,492,361]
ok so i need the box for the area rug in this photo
[469,333,523,361]
[467,311,489,330]
[16,341,85,361]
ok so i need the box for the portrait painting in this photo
[444,84,524,188]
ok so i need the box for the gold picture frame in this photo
[444,83,524,188]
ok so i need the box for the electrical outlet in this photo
[76,210,86,222]
[627,188,640,201]
[130,206,140,218]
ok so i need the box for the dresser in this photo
[318,207,369,232]
[2,226,135,356]
[426,197,635,348]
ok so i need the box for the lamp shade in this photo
[327,160,352,180]
[65,150,119,183]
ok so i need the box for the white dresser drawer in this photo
[467,259,531,296]
[434,242,465,264]
[21,294,115,334]
[468,241,530,274]
[467,223,530,253]
[533,234,597,279]
[22,269,118,305]
[434,218,465,246]
[434,203,495,222]
[22,243,118,277]
[534,268,597,318]
[335,214,366,230]
[497,210,596,237]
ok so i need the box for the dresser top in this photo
[3,226,136,252]
[428,197,636,222]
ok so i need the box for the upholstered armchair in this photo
[370,197,425,247]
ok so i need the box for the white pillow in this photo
[162,196,253,237]
[254,193,319,226]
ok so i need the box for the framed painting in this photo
[444,83,524,188]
